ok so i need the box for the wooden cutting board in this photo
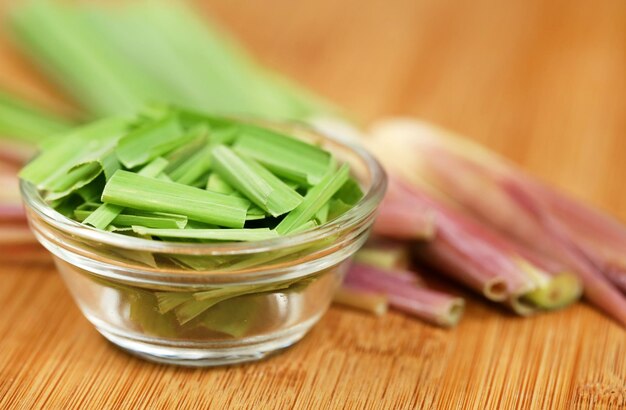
[1,0,624,408]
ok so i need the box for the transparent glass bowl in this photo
[20,123,386,366]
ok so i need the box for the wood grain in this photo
[1,0,625,408]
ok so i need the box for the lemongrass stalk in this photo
[345,263,464,327]
[347,262,420,285]
[389,177,534,301]
[373,200,435,240]
[101,171,249,228]
[333,286,388,316]
[369,119,626,325]
[354,240,411,271]
[0,204,26,224]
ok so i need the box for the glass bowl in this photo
[20,122,386,367]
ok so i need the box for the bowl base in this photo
[95,317,319,367]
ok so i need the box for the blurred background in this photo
[1,0,626,219]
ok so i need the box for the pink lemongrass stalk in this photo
[0,203,26,224]
[373,199,435,240]
[0,140,35,167]
[388,176,536,302]
[345,262,464,326]
[354,239,412,271]
[333,286,388,316]
[369,118,626,325]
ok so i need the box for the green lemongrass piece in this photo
[336,178,364,205]
[115,115,189,168]
[169,254,227,271]
[189,279,306,323]
[20,117,128,189]
[290,220,319,234]
[164,129,209,171]
[77,211,187,229]
[246,208,267,221]
[206,172,234,194]
[84,157,168,229]
[128,290,177,337]
[328,198,353,220]
[155,292,194,314]
[521,273,583,310]
[354,247,410,271]
[333,286,388,316]
[315,202,330,225]
[102,171,249,228]
[76,201,101,211]
[211,145,302,217]
[193,297,259,337]
[131,227,277,242]
[45,162,102,201]
[76,180,104,202]
[174,295,234,325]
[0,91,72,143]
[168,145,212,185]
[137,157,170,177]
[207,174,266,220]
[234,125,332,185]
[276,164,350,234]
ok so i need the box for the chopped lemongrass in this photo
[206,172,234,194]
[19,117,128,192]
[211,144,302,217]
[276,164,349,234]
[315,202,330,225]
[101,171,249,228]
[77,211,187,229]
[115,115,191,168]
[345,263,465,327]
[333,286,388,316]
[354,243,411,271]
[131,227,278,242]
[168,145,212,185]
[335,178,364,205]
[233,124,332,185]
[155,292,194,314]
[83,157,169,229]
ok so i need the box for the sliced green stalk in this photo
[211,145,302,217]
[77,210,187,229]
[333,286,388,316]
[276,164,349,234]
[102,171,249,228]
[115,115,190,168]
[206,172,234,194]
[234,125,331,185]
[19,117,128,190]
[521,272,583,310]
[155,292,194,314]
[336,178,364,205]
[328,198,353,220]
[84,157,168,229]
[168,144,212,185]
[131,227,277,242]
[315,202,329,225]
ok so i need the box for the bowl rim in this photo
[20,121,387,256]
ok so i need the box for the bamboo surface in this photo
[1,0,625,408]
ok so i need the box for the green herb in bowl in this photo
[19,106,386,366]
